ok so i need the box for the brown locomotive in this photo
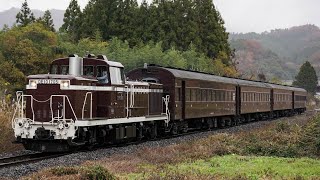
[12,55,307,152]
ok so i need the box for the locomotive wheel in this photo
[182,121,188,133]
[150,124,158,139]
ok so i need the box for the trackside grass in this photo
[126,155,320,179]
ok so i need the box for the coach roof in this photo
[155,66,267,88]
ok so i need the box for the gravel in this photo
[0,112,315,178]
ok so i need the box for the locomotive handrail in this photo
[11,94,35,129]
[162,95,170,126]
[130,84,135,108]
[50,95,78,124]
[125,86,129,118]
[82,92,93,119]
[11,91,23,129]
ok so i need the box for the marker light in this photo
[30,80,37,88]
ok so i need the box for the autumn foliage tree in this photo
[0,23,58,91]
[293,61,318,94]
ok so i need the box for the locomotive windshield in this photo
[61,65,69,75]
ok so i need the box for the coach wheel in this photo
[219,119,225,128]
[207,118,214,129]
[171,123,178,135]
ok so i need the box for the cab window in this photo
[97,66,107,77]
[97,66,109,84]
[61,65,69,75]
[84,66,94,76]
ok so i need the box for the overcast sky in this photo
[0,0,319,33]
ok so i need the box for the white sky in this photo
[0,0,319,33]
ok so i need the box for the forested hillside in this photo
[230,24,320,80]
[0,0,236,94]
[0,7,64,29]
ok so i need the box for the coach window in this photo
[175,88,181,101]
[186,89,191,101]
[61,65,69,75]
[191,89,196,101]
[222,91,226,101]
[212,90,215,101]
[196,89,201,101]
[226,91,230,101]
[202,90,207,101]
[208,90,212,102]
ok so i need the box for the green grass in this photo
[127,155,320,179]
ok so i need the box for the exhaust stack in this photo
[68,54,82,76]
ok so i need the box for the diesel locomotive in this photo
[12,54,307,152]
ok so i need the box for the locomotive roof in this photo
[52,57,124,68]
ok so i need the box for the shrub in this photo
[80,165,116,180]
[50,166,78,176]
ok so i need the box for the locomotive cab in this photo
[49,54,125,86]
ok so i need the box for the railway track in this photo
[0,152,69,169]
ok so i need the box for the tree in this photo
[37,10,55,32]
[194,0,231,60]
[16,0,35,27]
[293,61,318,94]
[60,0,82,41]
[0,23,58,91]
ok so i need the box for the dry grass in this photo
[0,97,23,153]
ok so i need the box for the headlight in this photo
[30,80,37,88]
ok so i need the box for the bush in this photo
[80,165,115,180]
[50,166,78,176]
[299,114,320,156]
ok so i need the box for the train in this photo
[12,54,307,152]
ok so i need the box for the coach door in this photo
[181,81,186,120]
[292,91,295,111]
[270,89,274,114]
[236,85,241,116]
